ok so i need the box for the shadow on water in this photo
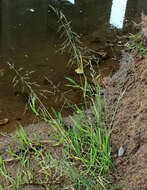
[0,0,147,133]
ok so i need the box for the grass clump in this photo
[52,78,113,189]
[0,63,114,189]
[123,32,147,55]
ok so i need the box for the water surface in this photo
[0,0,147,133]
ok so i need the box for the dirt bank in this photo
[110,14,147,189]
[111,52,147,189]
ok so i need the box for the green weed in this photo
[50,5,97,74]
[123,33,147,55]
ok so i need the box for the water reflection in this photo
[110,0,128,29]
[0,0,49,52]
[67,0,75,4]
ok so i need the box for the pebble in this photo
[24,54,29,58]
[28,8,35,13]
[0,118,9,126]
[118,146,125,157]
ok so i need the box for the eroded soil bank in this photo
[112,56,147,189]
[110,14,147,189]
[0,15,147,190]
[111,53,147,189]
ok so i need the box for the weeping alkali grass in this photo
[3,62,115,190]
[50,5,98,74]
[0,6,126,190]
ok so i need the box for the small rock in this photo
[0,118,9,126]
[24,54,29,58]
[28,8,35,13]
[118,146,125,157]
[25,8,35,13]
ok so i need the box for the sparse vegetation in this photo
[123,32,147,55]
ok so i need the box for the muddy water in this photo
[0,0,147,133]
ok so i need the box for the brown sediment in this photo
[111,51,147,190]
[109,15,147,189]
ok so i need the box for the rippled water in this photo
[0,0,147,133]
